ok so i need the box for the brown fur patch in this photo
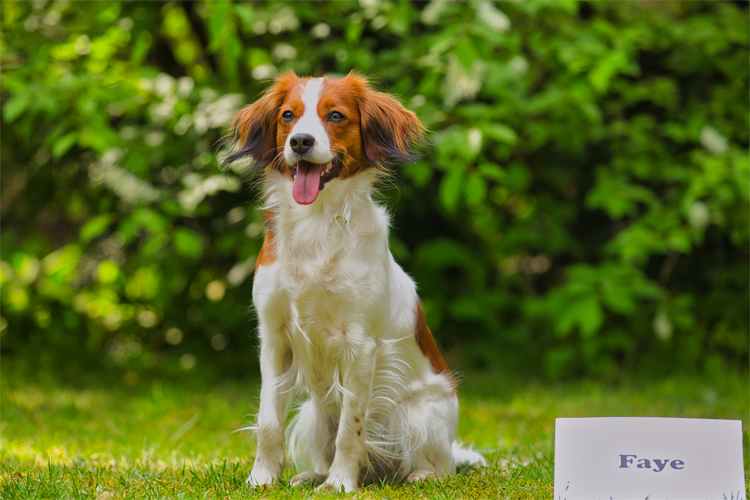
[415,301,452,380]
[317,77,367,179]
[255,222,277,271]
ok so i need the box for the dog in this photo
[224,71,486,492]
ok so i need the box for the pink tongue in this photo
[292,161,324,205]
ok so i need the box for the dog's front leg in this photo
[320,335,375,493]
[248,336,291,487]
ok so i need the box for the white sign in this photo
[554,417,746,500]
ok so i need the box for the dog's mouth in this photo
[290,158,343,205]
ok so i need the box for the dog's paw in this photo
[290,471,328,488]
[317,473,358,493]
[452,442,488,469]
[403,469,437,484]
[246,466,279,487]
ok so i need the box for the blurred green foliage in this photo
[1,0,748,384]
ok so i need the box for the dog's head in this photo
[224,72,425,205]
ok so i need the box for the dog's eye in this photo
[328,111,346,122]
[282,111,295,122]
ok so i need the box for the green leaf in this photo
[554,287,603,339]
[567,264,599,285]
[481,123,518,145]
[478,163,505,182]
[3,93,31,123]
[142,235,168,257]
[235,5,255,30]
[248,48,272,67]
[174,228,203,259]
[346,20,365,44]
[41,245,82,282]
[224,36,242,76]
[586,169,655,220]
[453,39,479,68]
[403,163,433,188]
[388,3,411,37]
[600,278,635,314]
[132,209,168,234]
[555,302,578,338]
[576,295,604,338]
[449,296,485,320]
[465,173,487,207]
[439,167,466,214]
[52,132,77,159]
[97,260,120,284]
[207,1,232,53]
[80,214,112,244]
[415,238,477,276]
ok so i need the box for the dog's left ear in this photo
[357,80,426,170]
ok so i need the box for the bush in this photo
[1,1,747,383]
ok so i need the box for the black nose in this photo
[290,134,315,154]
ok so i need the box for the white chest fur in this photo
[253,171,394,399]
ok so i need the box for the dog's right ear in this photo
[223,73,297,171]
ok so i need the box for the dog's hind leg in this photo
[402,375,459,482]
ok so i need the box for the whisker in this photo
[330,148,361,167]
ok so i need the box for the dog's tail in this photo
[452,441,488,470]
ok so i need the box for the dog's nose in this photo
[290,134,315,155]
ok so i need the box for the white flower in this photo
[508,55,528,75]
[252,21,267,35]
[154,73,176,98]
[268,7,299,34]
[467,128,483,153]
[474,1,510,33]
[421,0,448,25]
[443,56,486,109]
[359,0,381,18]
[178,175,240,212]
[311,23,331,39]
[117,17,134,31]
[138,77,154,92]
[371,15,387,30]
[272,43,297,60]
[149,95,177,124]
[227,256,257,287]
[252,64,277,80]
[699,125,728,155]
[74,35,91,55]
[653,311,673,342]
[89,149,160,204]
[688,202,710,230]
[177,76,194,99]
[174,115,193,136]
[144,131,165,147]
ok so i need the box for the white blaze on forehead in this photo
[284,77,332,165]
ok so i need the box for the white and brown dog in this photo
[224,72,485,492]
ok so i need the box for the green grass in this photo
[2,371,748,499]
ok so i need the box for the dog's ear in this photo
[356,78,426,171]
[223,73,297,171]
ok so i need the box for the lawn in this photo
[2,371,748,499]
